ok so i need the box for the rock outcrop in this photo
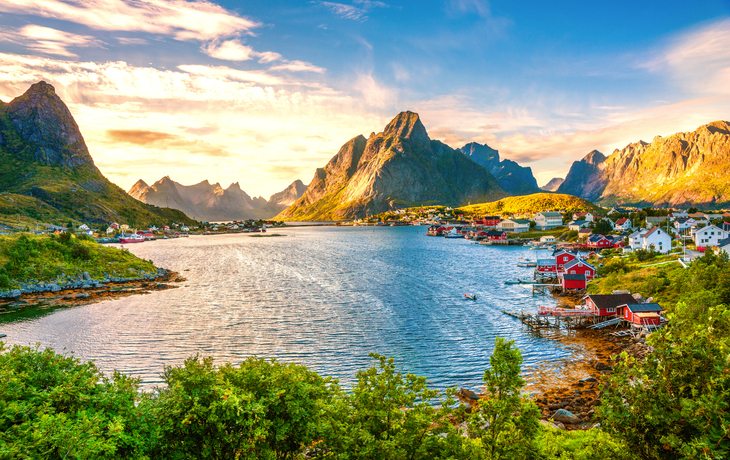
[129,177,306,221]
[540,177,564,192]
[459,142,541,196]
[277,112,506,221]
[558,121,730,208]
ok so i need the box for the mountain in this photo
[0,81,195,226]
[129,178,306,221]
[558,121,730,208]
[277,112,506,221]
[540,177,564,192]
[459,142,541,195]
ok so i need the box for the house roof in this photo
[486,230,505,236]
[615,218,628,225]
[537,258,557,266]
[571,220,587,226]
[718,237,730,248]
[538,212,562,217]
[564,259,596,270]
[512,219,532,224]
[578,228,592,234]
[587,294,636,308]
[562,274,587,280]
[644,226,661,238]
[621,303,663,313]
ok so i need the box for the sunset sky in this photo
[1,0,729,198]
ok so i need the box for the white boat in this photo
[443,228,463,238]
[464,293,477,300]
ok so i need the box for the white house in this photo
[674,218,696,231]
[78,224,90,231]
[572,212,594,222]
[540,235,556,243]
[533,212,563,230]
[181,226,190,232]
[105,227,115,234]
[568,220,590,231]
[693,225,729,247]
[642,227,672,254]
[614,217,631,231]
[629,230,646,250]
[497,219,530,233]
[720,237,730,256]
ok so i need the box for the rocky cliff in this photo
[459,142,541,195]
[276,112,506,221]
[0,81,195,226]
[129,178,306,221]
[558,121,730,208]
[540,177,564,192]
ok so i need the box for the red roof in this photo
[615,218,628,225]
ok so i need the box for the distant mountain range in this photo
[558,121,730,209]
[0,81,194,227]
[128,177,305,221]
[540,177,564,192]
[458,142,541,195]
[276,112,508,221]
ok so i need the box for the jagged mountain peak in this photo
[705,120,730,135]
[383,111,430,145]
[583,150,606,165]
[458,141,539,196]
[6,80,95,169]
[540,177,564,192]
[132,179,149,189]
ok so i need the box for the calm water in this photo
[1,227,587,391]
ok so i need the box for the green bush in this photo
[70,242,91,260]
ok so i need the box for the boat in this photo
[119,233,144,244]
[517,261,536,267]
[504,279,520,285]
[443,228,463,238]
[464,293,477,300]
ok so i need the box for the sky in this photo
[0,0,729,198]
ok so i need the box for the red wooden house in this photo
[536,258,558,273]
[485,230,507,241]
[554,250,578,270]
[477,216,500,227]
[618,303,663,326]
[587,234,613,249]
[559,273,587,290]
[584,294,635,316]
[563,259,596,280]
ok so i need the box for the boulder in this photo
[540,420,565,430]
[552,409,582,425]
[8,289,21,299]
[457,388,481,402]
[595,362,612,371]
[82,271,91,281]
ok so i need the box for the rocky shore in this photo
[0,268,187,313]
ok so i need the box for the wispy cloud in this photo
[315,0,390,21]
[270,60,326,73]
[106,129,231,157]
[0,25,103,57]
[0,0,260,42]
[202,40,255,61]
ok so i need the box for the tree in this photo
[593,218,614,235]
[468,338,541,460]
[599,302,730,460]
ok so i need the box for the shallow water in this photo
[1,226,589,391]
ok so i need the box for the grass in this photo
[457,193,602,217]
[0,233,157,289]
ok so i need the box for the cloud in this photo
[202,40,255,61]
[269,60,326,73]
[0,25,103,57]
[177,64,285,85]
[106,129,177,145]
[318,2,368,21]
[0,0,260,42]
[256,51,282,64]
[106,129,230,156]
[642,19,730,96]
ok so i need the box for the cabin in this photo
[587,234,613,249]
[617,303,663,326]
[569,220,590,231]
[560,273,587,290]
[554,250,578,270]
[613,217,631,231]
[534,212,563,230]
[719,237,730,256]
[536,258,558,273]
[485,230,507,241]
[563,259,596,280]
[578,228,592,239]
[540,235,556,243]
[585,293,636,316]
[693,225,729,248]
[476,216,500,227]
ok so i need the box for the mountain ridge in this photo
[277,111,507,221]
[459,142,541,195]
[558,121,730,208]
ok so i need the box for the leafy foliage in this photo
[599,302,730,460]
[457,193,601,217]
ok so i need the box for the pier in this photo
[502,307,603,329]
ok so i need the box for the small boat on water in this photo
[119,233,144,244]
[504,279,520,285]
[464,293,477,300]
[517,261,536,267]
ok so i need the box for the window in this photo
[607,308,615,313]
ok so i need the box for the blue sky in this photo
[0,0,729,197]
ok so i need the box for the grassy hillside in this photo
[456,193,602,216]
[0,233,157,289]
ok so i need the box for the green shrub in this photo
[70,242,91,260]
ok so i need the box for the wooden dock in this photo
[502,308,603,329]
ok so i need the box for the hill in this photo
[558,121,730,208]
[456,193,602,216]
[0,81,196,228]
[540,177,564,192]
[276,112,506,221]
